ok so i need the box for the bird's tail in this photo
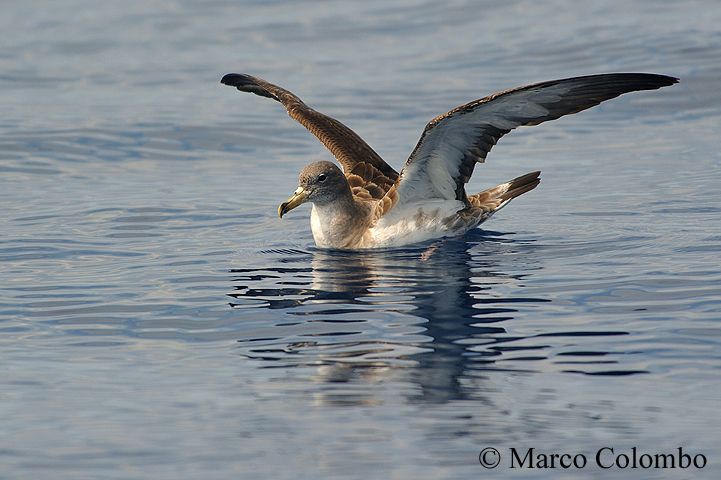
[468,170,541,214]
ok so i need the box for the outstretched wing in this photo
[378,73,678,216]
[221,73,398,200]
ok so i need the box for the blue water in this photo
[2,1,721,478]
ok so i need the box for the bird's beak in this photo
[278,186,309,218]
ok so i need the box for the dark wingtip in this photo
[220,73,276,99]
[594,73,678,91]
[651,73,680,87]
[626,73,679,90]
[221,72,250,86]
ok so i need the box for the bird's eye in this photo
[317,174,327,182]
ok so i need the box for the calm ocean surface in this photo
[2,1,721,478]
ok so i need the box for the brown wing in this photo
[221,73,398,200]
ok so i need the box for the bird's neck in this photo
[310,194,370,249]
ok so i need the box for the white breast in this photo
[310,205,328,247]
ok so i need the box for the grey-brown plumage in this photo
[221,72,677,249]
[221,73,397,201]
[395,73,678,208]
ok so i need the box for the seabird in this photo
[221,72,677,249]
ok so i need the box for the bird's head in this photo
[278,161,347,218]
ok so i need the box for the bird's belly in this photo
[366,201,473,248]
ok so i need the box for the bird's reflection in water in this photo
[229,230,549,404]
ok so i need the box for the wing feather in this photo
[221,73,398,199]
[384,73,678,214]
